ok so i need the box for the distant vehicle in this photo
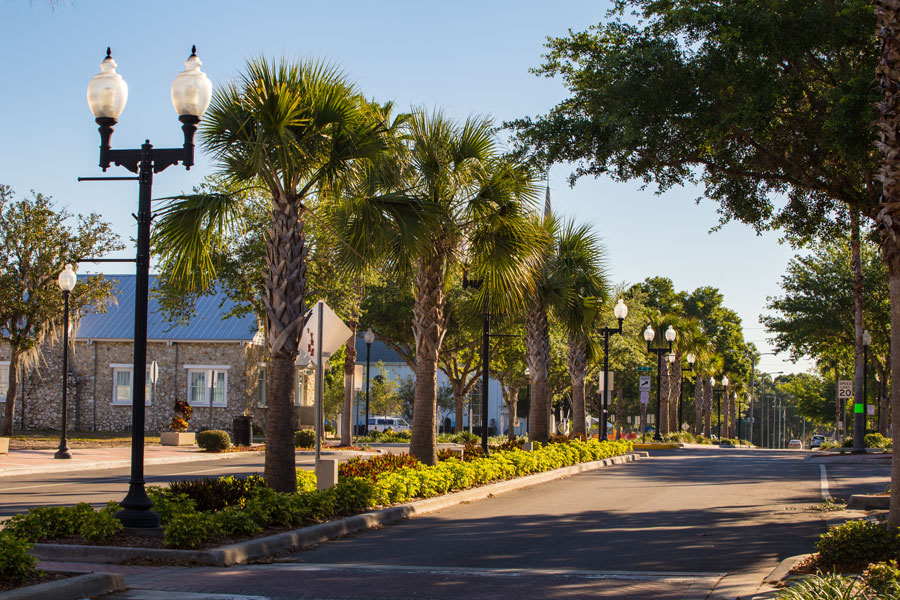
[810,435,827,448]
[788,439,803,449]
[366,416,410,433]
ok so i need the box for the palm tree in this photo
[153,57,392,492]
[332,110,542,464]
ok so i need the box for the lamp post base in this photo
[116,483,161,528]
[54,447,72,459]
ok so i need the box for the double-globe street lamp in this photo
[54,265,77,460]
[84,47,212,528]
[643,324,676,442]
[598,299,628,440]
[363,328,375,436]
[712,376,729,438]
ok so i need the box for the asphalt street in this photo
[72,447,890,599]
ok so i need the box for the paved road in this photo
[78,447,890,600]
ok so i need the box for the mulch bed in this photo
[788,555,820,576]
[0,571,76,593]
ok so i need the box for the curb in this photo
[0,573,125,600]
[847,494,890,510]
[764,554,812,584]
[31,452,641,566]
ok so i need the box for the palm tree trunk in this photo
[410,256,446,465]
[341,320,358,446]
[876,0,900,526]
[568,334,588,437]
[659,358,669,436]
[1,346,20,436]
[693,376,703,435]
[262,196,308,493]
[704,378,713,438]
[505,385,519,439]
[670,359,682,433]
[615,386,624,439]
[454,382,466,434]
[525,299,551,443]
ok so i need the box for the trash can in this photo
[233,415,253,446]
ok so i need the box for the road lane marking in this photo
[820,464,832,501]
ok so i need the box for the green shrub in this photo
[79,503,123,543]
[864,560,900,596]
[775,571,862,600]
[214,507,264,537]
[197,429,231,452]
[296,469,317,493]
[166,474,266,513]
[324,423,336,434]
[164,512,220,548]
[294,429,316,448]
[865,433,892,449]
[3,503,94,542]
[816,520,900,570]
[147,488,197,525]
[332,477,379,513]
[0,532,37,583]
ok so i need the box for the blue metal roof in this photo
[354,336,406,364]
[75,275,259,341]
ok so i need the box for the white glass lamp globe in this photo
[722,375,730,387]
[171,47,212,118]
[667,353,676,363]
[58,264,77,292]
[613,298,628,320]
[863,330,872,346]
[665,325,677,343]
[87,49,128,120]
[363,328,375,344]
[643,325,655,342]
[710,377,716,386]
[686,352,696,365]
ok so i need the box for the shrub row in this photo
[816,519,900,571]
[2,502,122,544]
[339,454,420,481]
[838,433,893,449]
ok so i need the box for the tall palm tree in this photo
[332,110,542,464]
[153,57,392,492]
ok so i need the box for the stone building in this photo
[0,275,315,434]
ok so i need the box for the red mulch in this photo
[0,571,76,593]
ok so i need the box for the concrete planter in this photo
[0,437,8,454]
[160,432,196,446]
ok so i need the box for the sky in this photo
[0,0,812,376]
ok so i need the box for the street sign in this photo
[598,371,615,392]
[354,364,364,391]
[149,360,159,385]
[837,380,853,400]
[637,366,653,372]
[868,404,876,416]
[640,391,649,405]
[681,423,690,431]
[298,300,353,364]
[639,376,651,391]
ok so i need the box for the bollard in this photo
[316,458,339,490]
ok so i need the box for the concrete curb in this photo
[764,554,812,584]
[0,572,125,600]
[847,494,890,510]
[31,452,641,567]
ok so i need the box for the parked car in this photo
[366,416,411,433]
[810,434,827,448]
[788,439,803,449]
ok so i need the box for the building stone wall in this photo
[0,339,269,435]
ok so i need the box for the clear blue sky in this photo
[0,0,809,376]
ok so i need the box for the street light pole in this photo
[363,328,375,436]
[55,265,77,460]
[83,47,212,529]
[598,299,628,440]
[644,324,676,442]
[713,376,729,438]
[863,330,871,435]
[853,331,872,452]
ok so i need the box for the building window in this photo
[0,362,9,403]
[110,365,151,406]
[256,369,267,408]
[185,366,228,407]
[295,368,313,407]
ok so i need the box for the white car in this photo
[788,439,803,449]
[367,416,410,433]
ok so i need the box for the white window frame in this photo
[295,368,312,407]
[185,365,229,408]
[110,364,152,406]
[0,361,10,403]
[256,365,267,408]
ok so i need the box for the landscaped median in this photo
[0,438,636,581]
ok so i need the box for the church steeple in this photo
[544,173,552,217]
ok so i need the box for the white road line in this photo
[820,464,832,501]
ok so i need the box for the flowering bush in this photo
[339,454,420,481]
[170,399,192,432]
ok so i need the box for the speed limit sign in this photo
[837,380,852,400]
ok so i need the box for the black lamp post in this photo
[54,264,77,460]
[712,376,729,439]
[363,328,375,436]
[854,330,872,450]
[643,324,676,442]
[863,330,871,434]
[598,299,628,440]
[677,353,695,433]
[462,271,491,455]
[83,47,212,529]
[737,393,745,442]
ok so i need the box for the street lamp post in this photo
[598,299,628,440]
[854,330,872,450]
[713,376,729,438]
[678,353,695,432]
[363,328,375,436]
[644,324,676,442]
[84,47,212,529]
[54,265,77,460]
[863,330,871,434]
